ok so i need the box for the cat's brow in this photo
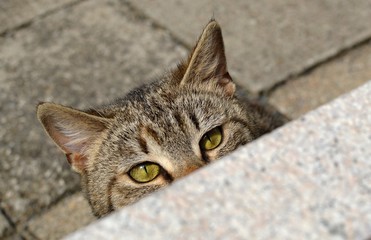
[146,126,161,145]
[137,134,149,154]
[138,125,162,154]
[173,112,187,133]
[189,112,200,130]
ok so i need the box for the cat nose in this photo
[172,158,204,179]
[181,165,200,177]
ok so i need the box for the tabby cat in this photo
[37,20,283,217]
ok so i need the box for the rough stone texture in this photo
[269,40,371,119]
[65,82,371,240]
[1,234,24,240]
[0,0,78,34]
[27,193,94,240]
[0,212,12,238]
[0,0,186,223]
[129,0,371,93]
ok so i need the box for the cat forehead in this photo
[112,89,237,126]
[101,97,227,165]
[101,90,239,152]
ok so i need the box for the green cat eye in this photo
[199,127,223,151]
[129,162,160,183]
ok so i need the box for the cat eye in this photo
[129,162,160,183]
[199,127,223,151]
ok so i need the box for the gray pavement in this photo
[27,193,94,240]
[130,0,371,93]
[269,40,371,118]
[0,0,78,34]
[0,213,11,238]
[0,0,370,239]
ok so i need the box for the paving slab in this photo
[0,0,187,223]
[1,234,24,240]
[26,193,94,240]
[65,81,371,240]
[0,0,78,34]
[269,40,371,119]
[0,212,13,238]
[129,0,371,93]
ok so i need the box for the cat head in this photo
[37,20,258,217]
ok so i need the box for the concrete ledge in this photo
[65,81,371,240]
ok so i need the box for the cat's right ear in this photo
[181,20,235,96]
[37,102,111,174]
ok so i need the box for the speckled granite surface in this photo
[65,81,371,239]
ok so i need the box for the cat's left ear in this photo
[37,102,112,174]
[181,20,235,96]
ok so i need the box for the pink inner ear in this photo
[48,125,72,153]
[218,72,235,96]
[51,126,90,173]
[46,119,93,173]
[47,122,88,154]
[66,153,87,173]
